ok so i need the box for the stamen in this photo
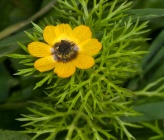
[52,40,78,63]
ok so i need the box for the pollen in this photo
[52,40,78,63]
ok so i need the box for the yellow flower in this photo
[28,24,102,78]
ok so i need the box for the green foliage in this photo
[1,0,164,140]
[12,0,150,140]
[0,130,31,140]
[125,101,164,123]
[135,77,164,97]
[140,121,164,140]
[125,9,164,22]
[0,65,13,102]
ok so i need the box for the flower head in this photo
[28,24,102,78]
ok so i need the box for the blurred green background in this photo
[0,0,164,139]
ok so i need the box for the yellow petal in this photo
[72,54,94,69]
[54,24,72,37]
[78,39,102,56]
[72,25,92,44]
[28,42,52,57]
[54,62,76,78]
[43,26,57,46]
[34,56,57,72]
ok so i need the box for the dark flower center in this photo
[52,40,78,63]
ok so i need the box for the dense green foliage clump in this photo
[0,0,164,140]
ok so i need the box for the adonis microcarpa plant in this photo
[7,0,152,140]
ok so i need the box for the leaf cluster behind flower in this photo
[9,0,150,140]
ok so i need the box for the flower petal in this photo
[78,39,102,56]
[43,24,73,46]
[72,25,92,44]
[72,54,94,69]
[54,24,72,37]
[34,56,57,72]
[54,62,76,78]
[28,42,52,57]
[43,26,57,46]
